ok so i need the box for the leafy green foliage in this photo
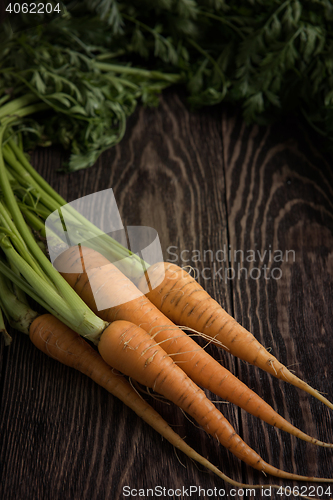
[1,0,333,170]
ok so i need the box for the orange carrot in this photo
[54,246,333,448]
[137,261,333,410]
[97,318,333,482]
[29,314,332,492]
[29,313,262,489]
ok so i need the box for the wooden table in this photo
[1,91,333,499]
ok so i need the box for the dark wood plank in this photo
[222,109,333,496]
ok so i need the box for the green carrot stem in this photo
[0,225,46,283]
[6,130,151,283]
[0,202,48,281]
[0,241,67,312]
[1,103,49,127]
[95,62,182,83]
[0,271,38,334]
[7,141,140,258]
[7,139,66,207]
[0,135,54,277]
[19,205,69,260]
[0,129,100,320]
[103,74,140,91]
[0,94,11,107]
[95,50,127,60]
[3,145,60,213]
[19,199,52,221]
[0,128,113,337]
[0,257,66,321]
[0,94,40,120]
[17,132,23,152]
[5,167,18,184]
[199,11,246,39]
[9,260,30,306]
[0,243,107,340]
[19,205,46,237]
[0,200,28,246]
[7,144,149,276]
[0,305,12,346]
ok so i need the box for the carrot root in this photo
[139,262,333,412]
[54,247,333,449]
[28,313,325,495]
[97,319,333,483]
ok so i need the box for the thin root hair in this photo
[179,407,203,431]
[177,325,229,351]
[173,445,187,469]
[146,386,171,404]
[128,377,146,402]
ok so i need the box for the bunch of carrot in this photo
[0,281,325,500]
[0,271,267,493]
[0,104,333,494]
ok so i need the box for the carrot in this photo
[29,314,332,495]
[138,261,333,411]
[54,245,333,449]
[29,313,263,490]
[97,318,333,482]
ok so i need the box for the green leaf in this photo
[70,105,88,116]
[47,93,73,108]
[292,0,302,25]
[176,0,198,19]
[131,28,149,59]
[243,92,264,122]
[324,89,333,106]
[303,25,322,62]
[30,72,46,95]
[265,89,280,108]
[265,15,281,43]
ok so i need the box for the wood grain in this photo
[1,91,333,499]
[222,109,333,495]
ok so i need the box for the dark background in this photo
[1,91,333,499]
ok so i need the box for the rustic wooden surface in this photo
[1,91,333,499]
